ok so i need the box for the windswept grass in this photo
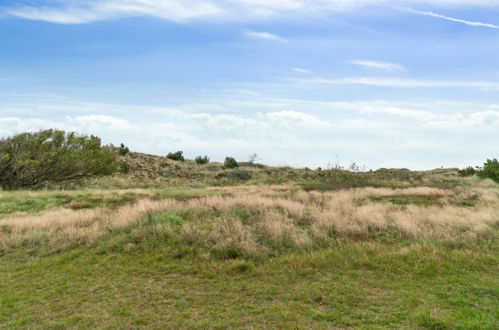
[1,179,498,328]
[1,185,497,258]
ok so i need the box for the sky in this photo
[1,0,499,169]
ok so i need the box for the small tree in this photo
[118,143,129,156]
[195,155,209,164]
[167,151,185,162]
[478,158,499,183]
[224,157,239,169]
[0,130,117,189]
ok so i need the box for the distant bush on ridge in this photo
[479,158,499,183]
[118,143,130,156]
[195,155,209,164]
[224,157,239,169]
[459,159,499,183]
[167,151,185,162]
[458,166,478,177]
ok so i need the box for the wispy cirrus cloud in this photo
[6,0,499,24]
[292,68,312,74]
[407,8,499,29]
[6,0,223,24]
[351,60,406,72]
[244,30,285,42]
[298,77,499,90]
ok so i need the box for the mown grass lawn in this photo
[1,239,497,329]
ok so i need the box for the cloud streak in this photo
[298,77,499,90]
[6,1,499,24]
[292,68,313,74]
[351,60,406,72]
[407,8,499,29]
[244,30,285,42]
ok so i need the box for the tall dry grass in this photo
[1,185,498,256]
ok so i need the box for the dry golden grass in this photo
[1,184,498,255]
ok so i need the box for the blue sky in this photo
[1,0,499,169]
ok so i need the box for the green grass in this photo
[1,237,497,329]
[0,191,142,218]
[1,164,497,328]
[0,187,216,219]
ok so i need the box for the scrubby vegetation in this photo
[480,158,499,183]
[1,181,498,328]
[224,156,239,169]
[0,131,497,328]
[195,155,209,164]
[118,143,130,156]
[0,130,117,190]
[166,150,185,162]
[459,158,499,183]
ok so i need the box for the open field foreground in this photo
[1,176,498,328]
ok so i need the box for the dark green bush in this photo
[458,166,478,177]
[118,143,129,156]
[118,161,130,174]
[224,157,239,169]
[0,130,117,189]
[478,158,499,183]
[167,151,185,162]
[195,155,209,164]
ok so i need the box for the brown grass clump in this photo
[1,184,498,256]
[210,217,260,258]
[0,199,176,251]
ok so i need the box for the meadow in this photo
[0,154,498,329]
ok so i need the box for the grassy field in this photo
[1,156,498,328]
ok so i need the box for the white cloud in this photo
[8,0,222,24]
[1,95,498,169]
[351,60,406,72]
[292,68,312,74]
[7,0,499,24]
[298,77,499,90]
[266,110,330,129]
[407,7,499,28]
[359,106,435,120]
[71,114,138,132]
[244,30,285,41]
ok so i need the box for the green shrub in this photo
[458,166,478,177]
[478,158,499,183]
[195,155,210,164]
[167,151,185,162]
[0,130,117,189]
[224,157,239,169]
[118,161,130,174]
[118,143,129,156]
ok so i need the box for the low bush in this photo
[458,166,478,177]
[167,151,185,162]
[478,158,499,183]
[195,155,209,164]
[118,143,129,156]
[459,159,499,183]
[224,157,239,169]
[0,130,117,189]
[118,161,130,174]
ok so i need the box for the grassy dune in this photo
[0,160,498,328]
